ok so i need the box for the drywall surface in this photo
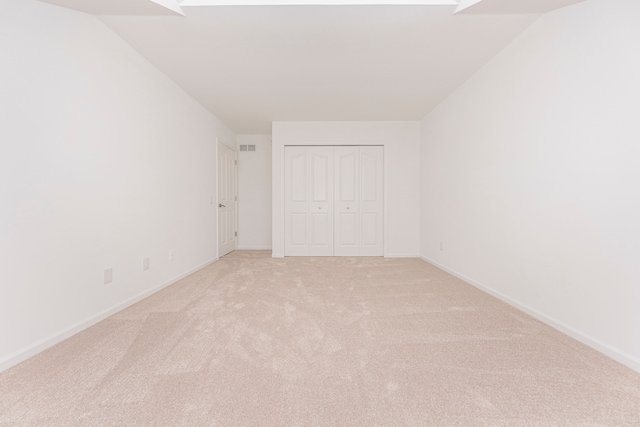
[420,0,640,370]
[237,135,272,250]
[0,0,235,370]
[273,121,421,258]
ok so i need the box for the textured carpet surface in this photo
[1,250,639,426]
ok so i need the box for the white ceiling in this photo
[455,0,585,14]
[39,0,587,133]
[41,0,184,15]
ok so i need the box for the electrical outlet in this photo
[103,268,113,285]
[439,242,444,251]
[210,196,214,205]
[169,250,175,261]
[143,257,150,271]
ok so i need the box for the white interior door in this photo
[218,141,237,257]
[284,146,334,256]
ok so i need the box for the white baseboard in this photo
[384,253,421,258]
[0,258,219,373]
[420,255,640,373]
[237,246,272,250]
[270,253,420,258]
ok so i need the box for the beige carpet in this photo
[1,251,639,426]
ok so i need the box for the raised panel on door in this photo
[338,213,357,246]
[309,147,334,256]
[291,153,307,202]
[360,213,378,246]
[220,211,229,244]
[290,213,308,246]
[359,146,384,256]
[223,211,237,247]
[312,153,330,203]
[310,212,330,246]
[284,147,310,256]
[334,146,359,256]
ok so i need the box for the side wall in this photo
[273,121,421,258]
[237,134,272,250]
[420,0,640,371]
[0,0,235,371]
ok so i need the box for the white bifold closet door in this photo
[284,146,334,256]
[334,146,384,256]
[284,145,383,257]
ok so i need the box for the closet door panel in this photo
[334,146,359,256]
[359,146,384,256]
[284,147,310,256]
[309,147,334,256]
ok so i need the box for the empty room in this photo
[1,0,639,425]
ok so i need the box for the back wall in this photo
[272,121,421,258]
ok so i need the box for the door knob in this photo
[219,203,226,208]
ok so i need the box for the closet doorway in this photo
[284,146,384,256]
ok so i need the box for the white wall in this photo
[237,135,272,250]
[420,0,640,371]
[0,0,235,371]
[272,121,421,258]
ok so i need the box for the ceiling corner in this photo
[150,0,185,16]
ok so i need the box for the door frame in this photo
[217,138,238,258]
